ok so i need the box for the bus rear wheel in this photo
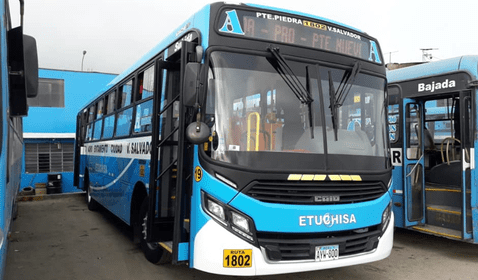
[139,197,171,264]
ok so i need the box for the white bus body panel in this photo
[193,213,394,276]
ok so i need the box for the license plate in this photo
[223,249,252,268]
[316,245,339,261]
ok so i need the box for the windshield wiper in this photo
[328,71,339,141]
[328,61,362,141]
[335,61,361,106]
[267,46,315,138]
[267,46,313,105]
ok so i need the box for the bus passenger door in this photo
[403,99,426,227]
[458,91,474,240]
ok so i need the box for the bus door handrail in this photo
[247,112,260,151]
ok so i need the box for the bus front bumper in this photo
[192,212,394,276]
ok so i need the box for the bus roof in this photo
[387,55,478,83]
[86,2,374,108]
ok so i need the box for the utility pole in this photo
[420,48,438,62]
[81,50,87,71]
[384,51,398,64]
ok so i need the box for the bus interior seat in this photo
[426,160,461,187]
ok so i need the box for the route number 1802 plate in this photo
[223,249,252,268]
[316,245,339,261]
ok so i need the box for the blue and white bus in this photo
[0,0,37,277]
[74,2,393,276]
[388,56,478,243]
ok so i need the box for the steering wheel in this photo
[440,137,460,165]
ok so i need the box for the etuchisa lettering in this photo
[299,213,357,228]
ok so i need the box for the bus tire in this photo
[85,173,99,211]
[12,199,18,220]
[139,197,171,264]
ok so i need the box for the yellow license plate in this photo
[223,249,252,268]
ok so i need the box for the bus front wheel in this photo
[139,197,171,264]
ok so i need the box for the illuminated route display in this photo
[217,9,382,64]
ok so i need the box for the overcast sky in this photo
[9,0,478,74]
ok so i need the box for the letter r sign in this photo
[391,148,402,166]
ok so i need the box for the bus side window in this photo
[137,65,155,101]
[103,91,116,139]
[116,107,133,137]
[86,123,93,141]
[119,79,134,108]
[103,115,115,139]
[387,86,401,143]
[97,99,104,119]
[80,111,88,143]
[93,119,103,140]
[88,105,96,122]
[141,66,154,99]
[134,99,153,133]
[106,91,116,114]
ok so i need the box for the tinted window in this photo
[93,119,103,140]
[103,115,115,139]
[134,99,153,133]
[139,66,155,100]
[86,124,93,141]
[116,108,133,137]
[97,99,104,119]
[119,80,134,108]
[105,91,116,115]
[88,105,96,122]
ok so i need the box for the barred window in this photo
[28,78,65,107]
[25,142,74,173]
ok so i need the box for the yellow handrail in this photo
[247,112,260,151]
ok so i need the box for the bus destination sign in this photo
[217,9,382,64]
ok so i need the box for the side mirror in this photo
[186,121,211,144]
[23,34,39,98]
[183,62,201,107]
[7,27,38,116]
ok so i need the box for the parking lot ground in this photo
[5,194,478,280]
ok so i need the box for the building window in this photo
[28,78,65,107]
[25,142,74,173]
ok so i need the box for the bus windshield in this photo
[208,51,386,168]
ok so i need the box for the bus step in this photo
[425,204,461,231]
[159,241,173,253]
[412,224,462,240]
[158,241,190,262]
[184,219,190,233]
[425,184,461,208]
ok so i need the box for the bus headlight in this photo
[202,191,257,245]
[207,199,226,223]
[232,212,250,233]
[381,201,392,233]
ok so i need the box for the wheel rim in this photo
[142,211,159,250]
[87,185,92,203]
